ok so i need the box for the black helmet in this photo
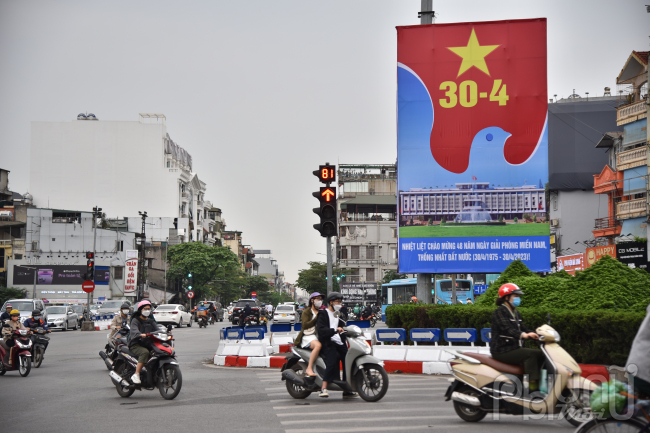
[326,292,343,304]
[246,303,249,306]
[32,310,41,317]
[120,303,130,310]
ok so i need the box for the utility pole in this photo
[137,211,147,301]
[451,274,457,305]
[326,236,333,295]
[91,206,100,306]
[415,0,435,305]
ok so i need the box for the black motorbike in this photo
[108,324,182,400]
[30,327,50,368]
[197,313,208,328]
[99,325,130,371]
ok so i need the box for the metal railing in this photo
[594,217,620,230]
[617,99,648,124]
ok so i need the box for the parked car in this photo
[2,299,48,323]
[70,305,89,326]
[273,304,297,324]
[153,304,192,328]
[98,300,133,316]
[45,305,79,331]
[230,299,261,325]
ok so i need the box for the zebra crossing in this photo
[253,371,574,433]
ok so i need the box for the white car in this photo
[153,304,192,328]
[45,306,79,331]
[273,305,296,324]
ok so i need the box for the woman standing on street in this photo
[294,292,323,377]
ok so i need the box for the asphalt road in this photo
[0,319,575,433]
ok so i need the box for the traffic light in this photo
[313,163,336,184]
[187,272,193,291]
[86,252,94,281]
[313,186,337,237]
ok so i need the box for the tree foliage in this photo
[475,256,650,311]
[382,269,408,284]
[166,243,241,302]
[296,261,342,295]
[0,287,27,307]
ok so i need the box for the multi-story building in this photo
[30,113,211,239]
[547,95,623,261]
[6,207,137,303]
[593,51,649,245]
[255,249,279,286]
[337,164,399,284]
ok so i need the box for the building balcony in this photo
[617,197,648,220]
[617,147,648,171]
[340,213,397,222]
[592,217,622,239]
[181,191,190,201]
[617,100,648,126]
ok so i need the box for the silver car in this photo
[2,299,48,324]
[46,306,79,331]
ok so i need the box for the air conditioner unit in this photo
[177,229,186,236]
[551,219,559,227]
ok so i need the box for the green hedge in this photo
[385,304,645,366]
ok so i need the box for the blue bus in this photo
[380,278,474,313]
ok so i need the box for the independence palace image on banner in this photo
[396,18,550,273]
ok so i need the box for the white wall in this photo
[550,190,606,254]
[126,216,189,242]
[30,119,181,218]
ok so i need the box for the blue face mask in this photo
[511,297,521,307]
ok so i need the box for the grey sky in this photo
[1,1,648,284]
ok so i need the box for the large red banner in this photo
[397,19,547,174]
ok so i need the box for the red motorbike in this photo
[0,325,33,377]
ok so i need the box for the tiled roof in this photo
[633,51,648,65]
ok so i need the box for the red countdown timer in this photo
[313,164,336,184]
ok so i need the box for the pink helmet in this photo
[136,300,152,311]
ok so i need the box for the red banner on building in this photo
[556,253,585,275]
[585,245,617,268]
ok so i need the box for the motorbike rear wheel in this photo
[158,364,182,400]
[19,355,31,377]
[564,389,595,427]
[574,417,646,433]
[354,363,389,402]
[452,385,487,422]
[114,363,135,398]
[370,318,376,328]
[34,347,44,368]
[286,363,312,399]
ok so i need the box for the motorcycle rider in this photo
[1,309,26,365]
[208,302,217,323]
[626,303,650,396]
[490,283,544,391]
[360,304,373,320]
[241,302,252,324]
[109,303,131,341]
[316,292,358,399]
[294,292,323,377]
[0,303,13,321]
[23,310,50,332]
[128,300,158,385]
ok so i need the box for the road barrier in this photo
[90,314,114,331]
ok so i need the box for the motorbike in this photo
[108,324,182,400]
[197,311,208,328]
[99,325,130,371]
[281,325,389,402]
[30,326,50,368]
[444,324,595,427]
[242,314,259,326]
[0,324,33,377]
[208,313,215,325]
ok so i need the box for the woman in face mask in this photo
[109,303,131,341]
[490,284,545,392]
[128,300,157,385]
[293,293,323,377]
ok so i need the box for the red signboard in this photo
[82,280,95,293]
[251,291,257,298]
[556,253,584,275]
[124,258,138,294]
[585,245,617,268]
[187,291,195,299]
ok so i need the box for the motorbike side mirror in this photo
[167,324,173,332]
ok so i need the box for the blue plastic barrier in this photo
[444,328,477,343]
[270,323,292,333]
[226,328,243,340]
[480,328,492,343]
[410,328,441,342]
[382,314,386,322]
[375,328,407,342]
[244,325,267,334]
[347,320,370,329]
[243,329,265,340]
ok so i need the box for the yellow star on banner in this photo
[447,28,499,77]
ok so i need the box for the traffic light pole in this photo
[326,236,333,295]
[91,207,98,307]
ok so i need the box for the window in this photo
[14,254,23,260]
[366,246,375,260]
[391,247,397,260]
[114,267,124,280]
[392,228,397,238]
[366,268,375,282]
[351,246,359,259]
[340,247,348,259]
[115,240,123,252]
